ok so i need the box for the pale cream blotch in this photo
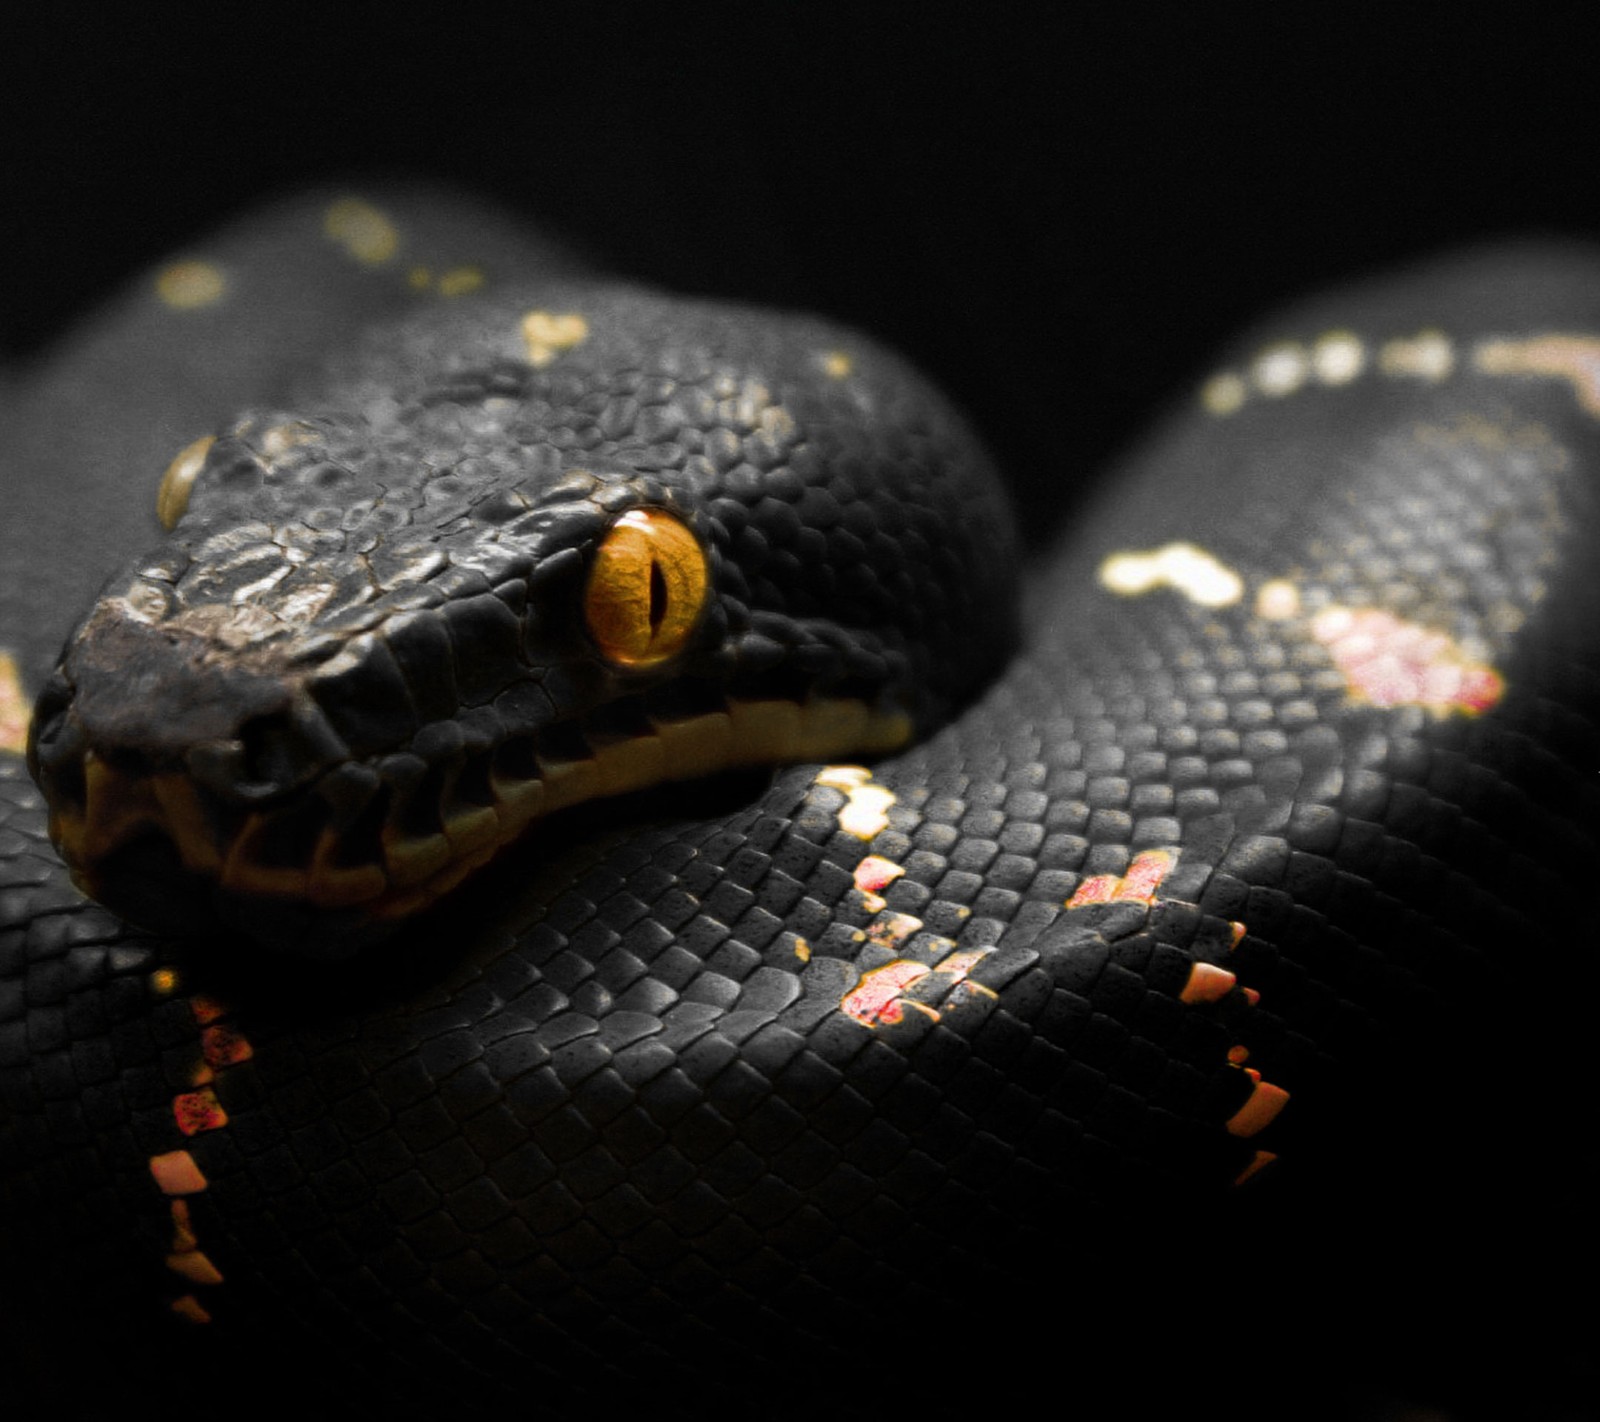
[1098,543,1245,609]
[1309,330,1365,385]
[0,651,28,755]
[323,197,400,265]
[521,310,589,368]
[817,765,899,839]
[1200,371,1248,416]
[1378,330,1454,381]
[1474,334,1600,418]
[1251,342,1309,398]
[155,260,226,310]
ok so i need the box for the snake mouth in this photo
[31,685,912,955]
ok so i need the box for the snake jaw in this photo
[28,505,921,955]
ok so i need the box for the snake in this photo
[2,188,1597,1417]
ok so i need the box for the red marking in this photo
[1179,962,1237,1004]
[173,1088,228,1136]
[1228,921,1247,950]
[1227,1045,1250,1065]
[189,995,230,1026]
[201,1022,254,1068]
[841,959,931,1027]
[1311,607,1504,715]
[1226,1069,1290,1138]
[1234,1150,1278,1186]
[853,855,905,895]
[1067,874,1116,905]
[149,1150,207,1195]
[1241,987,1260,1006]
[1067,849,1175,908]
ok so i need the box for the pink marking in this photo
[841,959,931,1027]
[1067,849,1176,908]
[1113,849,1174,902]
[1311,607,1504,715]
[853,855,905,895]
[1066,875,1116,907]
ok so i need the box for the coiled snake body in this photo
[2,190,1597,1414]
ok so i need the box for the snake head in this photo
[27,287,1017,956]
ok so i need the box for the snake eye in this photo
[156,434,217,529]
[584,508,709,667]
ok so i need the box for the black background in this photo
[4,6,1597,1419]
[7,5,1599,546]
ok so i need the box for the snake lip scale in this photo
[2,189,1597,1413]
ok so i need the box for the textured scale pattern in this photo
[2,190,1598,1418]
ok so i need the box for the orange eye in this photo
[584,509,708,666]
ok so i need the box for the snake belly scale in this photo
[2,189,1597,1413]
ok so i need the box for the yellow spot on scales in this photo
[521,310,589,367]
[1474,333,1600,417]
[821,351,853,379]
[155,260,226,310]
[0,652,29,754]
[1099,543,1244,608]
[324,197,400,265]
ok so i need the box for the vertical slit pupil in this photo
[648,559,668,634]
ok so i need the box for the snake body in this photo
[2,190,1597,1415]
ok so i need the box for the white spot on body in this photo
[1252,343,1308,397]
[1310,331,1365,385]
[324,198,400,265]
[1255,578,1302,621]
[1099,542,1245,608]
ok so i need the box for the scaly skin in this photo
[1,190,1597,1417]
